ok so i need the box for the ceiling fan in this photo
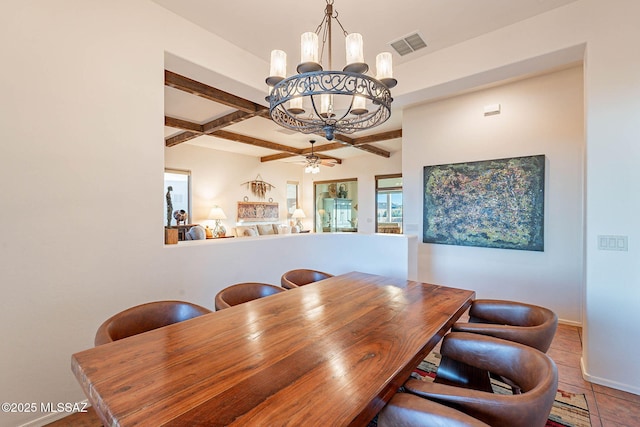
[300,140,337,174]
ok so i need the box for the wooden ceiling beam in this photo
[261,152,343,165]
[351,129,402,145]
[202,110,254,134]
[332,133,391,158]
[165,131,201,147]
[165,70,267,114]
[300,142,345,154]
[210,130,303,155]
[260,153,297,162]
[165,116,202,133]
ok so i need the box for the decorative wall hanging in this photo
[237,201,279,222]
[423,155,545,251]
[241,174,275,199]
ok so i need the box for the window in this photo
[376,174,402,233]
[164,169,191,227]
[286,181,299,220]
[314,179,358,233]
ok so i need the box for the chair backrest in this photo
[453,299,558,352]
[214,282,285,310]
[404,332,558,427]
[280,269,334,289]
[94,300,212,346]
[378,393,491,427]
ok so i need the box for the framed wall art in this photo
[423,155,545,251]
[237,201,279,222]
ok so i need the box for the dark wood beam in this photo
[261,147,343,164]
[353,144,392,158]
[351,129,402,145]
[165,116,202,133]
[165,131,200,147]
[210,130,303,155]
[165,70,267,114]
[332,133,391,158]
[260,153,297,162]
[302,142,345,154]
[202,110,254,134]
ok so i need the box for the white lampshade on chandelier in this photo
[266,0,397,141]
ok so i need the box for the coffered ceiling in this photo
[159,0,580,165]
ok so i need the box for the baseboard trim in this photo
[581,357,640,396]
[558,318,582,327]
[17,400,91,427]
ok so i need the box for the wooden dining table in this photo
[72,271,475,426]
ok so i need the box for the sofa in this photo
[232,223,299,237]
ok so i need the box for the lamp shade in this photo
[208,207,227,220]
[291,209,306,219]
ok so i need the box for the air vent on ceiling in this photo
[390,32,427,56]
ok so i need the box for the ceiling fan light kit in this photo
[266,0,397,142]
[304,140,321,174]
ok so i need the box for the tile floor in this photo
[549,324,640,427]
[47,324,640,426]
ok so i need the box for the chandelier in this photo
[265,0,397,141]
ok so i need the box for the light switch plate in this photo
[597,235,628,251]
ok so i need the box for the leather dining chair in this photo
[214,282,285,310]
[452,299,558,353]
[94,300,212,346]
[401,332,558,427]
[280,268,334,289]
[437,299,558,394]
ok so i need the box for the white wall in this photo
[403,66,584,324]
[580,0,640,395]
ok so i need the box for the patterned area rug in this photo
[369,352,591,426]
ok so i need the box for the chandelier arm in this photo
[318,16,329,67]
[332,12,349,37]
[309,95,323,123]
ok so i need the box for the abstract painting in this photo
[423,155,545,251]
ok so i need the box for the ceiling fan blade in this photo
[320,160,336,167]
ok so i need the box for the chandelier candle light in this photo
[266,0,397,141]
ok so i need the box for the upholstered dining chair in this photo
[94,300,212,346]
[452,299,558,353]
[402,332,558,427]
[214,282,285,310]
[378,393,491,427]
[280,268,334,289]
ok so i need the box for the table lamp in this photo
[208,207,227,237]
[292,208,306,231]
